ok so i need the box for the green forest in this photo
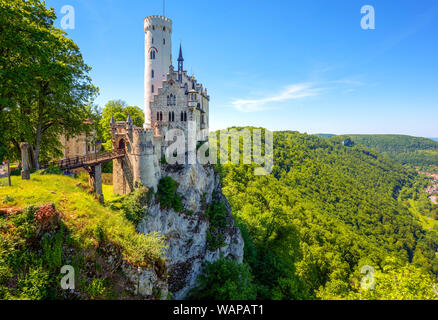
[320,134,438,172]
[193,129,438,299]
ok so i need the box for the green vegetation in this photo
[190,258,257,300]
[330,134,438,171]
[202,128,438,300]
[107,186,153,226]
[0,173,166,299]
[156,177,183,212]
[205,201,228,251]
[0,0,98,167]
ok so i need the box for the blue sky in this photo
[46,0,438,137]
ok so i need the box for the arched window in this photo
[163,27,166,31]
[160,112,163,121]
[151,69,154,78]
[150,50,156,59]
[157,112,160,121]
[151,85,154,93]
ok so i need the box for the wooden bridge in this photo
[40,149,126,203]
[41,149,125,171]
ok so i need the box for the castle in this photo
[110,15,209,195]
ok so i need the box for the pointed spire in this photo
[178,42,184,62]
[178,42,184,82]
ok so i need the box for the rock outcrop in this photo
[137,163,244,299]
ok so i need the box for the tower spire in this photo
[178,42,184,82]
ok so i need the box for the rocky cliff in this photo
[137,163,244,299]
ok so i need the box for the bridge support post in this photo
[88,164,104,204]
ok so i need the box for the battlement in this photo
[144,15,172,33]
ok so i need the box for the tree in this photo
[0,0,98,167]
[189,258,257,300]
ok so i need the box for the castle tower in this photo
[144,15,172,128]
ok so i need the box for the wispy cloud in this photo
[231,82,323,112]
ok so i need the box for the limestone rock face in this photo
[137,163,244,300]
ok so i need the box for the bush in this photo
[17,267,51,300]
[189,258,257,300]
[86,278,107,299]
[156,177,183,212]
[205,201,227,251]
[121,187,153,226]
[2,195,15,204]
[40,165,63,175]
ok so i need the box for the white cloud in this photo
[231,82,323,112]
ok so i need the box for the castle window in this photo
[150,50,156,59]
[172,111,175,122]
[167,94,176,106]
[152,26,155,30]
[151,69,154,78]
[151,85,154,93]
[163,27,166,31]
[152,37,154,44]
[157,112,160,121]
[168,111,171,122]
[163,38,165,45]
[160,112,163,121]
[180,111,183,121]
[184,112,187,122]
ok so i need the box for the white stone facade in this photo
[111,15,210,194]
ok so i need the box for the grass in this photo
[0,173,166,266]
[408,199,438,230]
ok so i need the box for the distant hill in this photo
[316,134,438,171]
[218,128,438,299]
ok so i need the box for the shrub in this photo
[17,267,51,300]
[86,278,107,299]
[189,258,257,300]
[40,165,63,175]
[205,201,227,251]
[2,195,14,204]
[121,187,153,226]
[41,227,64,271]
[156,177,183,212]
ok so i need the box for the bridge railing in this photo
[41,149,125,170]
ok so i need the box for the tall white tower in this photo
[144,15,172,128]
